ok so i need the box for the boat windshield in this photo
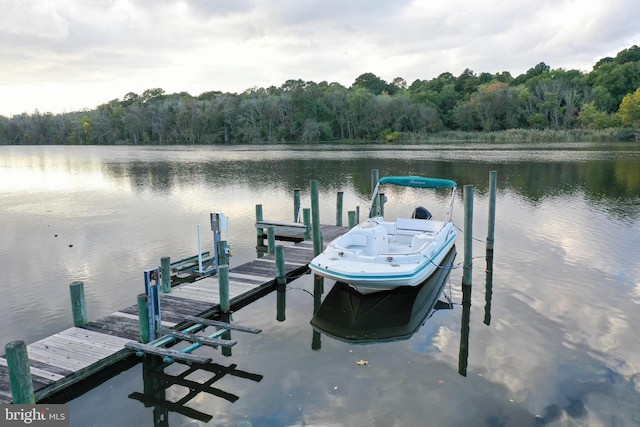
[378,176,456,189]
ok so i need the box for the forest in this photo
[1,45,640,145]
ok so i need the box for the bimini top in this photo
[379,176,457,189]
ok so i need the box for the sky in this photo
[0,0,639,117]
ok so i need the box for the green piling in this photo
[303,208,311,240]
[336,191,343,226]
[275,245,286,286]
[69,281,88,327]
[463,184,474,292]
[267,226,276,254]
[371,169,379,216]
[310,180,322,256]
[294,189,301,222]
[219,265,230,314]
[137,293,150,344]
[255,204,264,255]
[348,210,356,228]
[160,256,171,293]
[217,240,229,267]
[5,340,35,404]
[487,170,497,251]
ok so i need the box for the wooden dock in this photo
[0,224,347,404]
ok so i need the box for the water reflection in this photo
[130,354,263,425]
[310,247,457,345]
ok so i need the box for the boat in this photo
[310,247,456,343]
[309,175,457,294]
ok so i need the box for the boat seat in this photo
[396,218,442,234]
[337,233,368,249]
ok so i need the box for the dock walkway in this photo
[0,224,347,403]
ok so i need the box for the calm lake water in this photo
[1,143,639,426]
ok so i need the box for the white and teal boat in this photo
[310,176,457,295]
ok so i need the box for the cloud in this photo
[0,0,638,116]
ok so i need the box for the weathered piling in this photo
[310,180,322,256]
[336,191,344,226]
[137,293,151,344]
[303,208,311,240]
[69,281,88,327]
[5,340,35,404]
[276,245,286,322]
[217,240,229,267]
[459,285,471,377]
[267,226,276,254]
[160,256,171,293]
[255,204,264,255]
[294,189,301,222]
[462,185,474,292]
[487,170,497,252]
[219,265,230,314]
[348,210,357,228]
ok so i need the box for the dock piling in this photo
[487,170,497,252]
[161,256,171,293]
[69,281,88,327]
[463,185,474,291]
[336,191,343,226]
[310,180,322,256]
[5,340,35,404]
[219,265,230,314]
[137,293,151,344]
[303,208,311,240]
[348,210,356,228]
[275,245,286,287]
[294,189,301,222]
[267,226,276,254]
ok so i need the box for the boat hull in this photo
[310,221,457,294]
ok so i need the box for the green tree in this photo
[618,88,640,127]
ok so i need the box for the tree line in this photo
[2,45,640,145]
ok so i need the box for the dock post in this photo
[219,265,230,314]
[303,208,311,240]
[160,256,171,293]
[348,210,356,228]
[267,226,276,254]
[69,281,88,327]
[256,204,264,256]
[217,240,229,267]
[275,245,286,287]
[276,245,286,321]
[310,180,322,256]
[487,171,497,252]
[379,192,385,217]
[294,189,301,222]
[463,185,474,290]
[5,341,35,404]
[137,293,151,344]
[336,191,343,226]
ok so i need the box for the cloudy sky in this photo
[1,0,638,117]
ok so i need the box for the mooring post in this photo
[217,240,229,267]
[256,203,264,248]
[69,281,88,327]
[487,170,497,252]
[294,189,301,222]
[275,245,286,287]
[379,192,385,217]
[160,256,171,293]
[267,226,276,254]
[303,208,311,240]
[463,184,474,292]
[219,265,230,314]
[137,293,151,344]
[5,340,35,404]
[348,210,356,228]
[336,191,344,226]
[310,180,322,256]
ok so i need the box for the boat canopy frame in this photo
[368,175,457,221]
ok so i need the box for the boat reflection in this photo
[311,247,457,344]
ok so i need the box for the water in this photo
[1,143,639,426]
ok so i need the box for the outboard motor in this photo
[412,206,432,220]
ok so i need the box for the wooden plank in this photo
[158,328,236,347]
[125,342,212,364]
[0,357,64,382]
[182,315,262,334]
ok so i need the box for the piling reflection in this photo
[130,355,263,426]
[310,247,456,344]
